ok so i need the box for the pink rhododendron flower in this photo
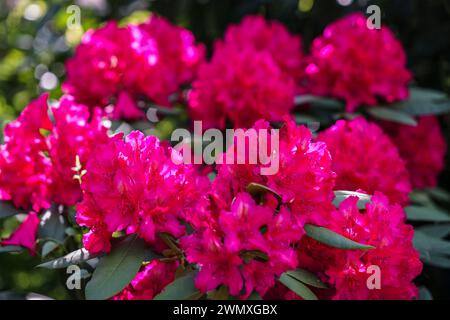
[188,15,302,129]
[135,15,205,105]
[215,118,336,227]
[63,22,134,111]
[317,117,411,205]
[76,130,209,254]
[63,16,204,120]
[378,116,447,189]
[188,46,295,129]
[48,96,109,206]
[181,119,336,298]
[0,212,40,255]
[181,192,298,298]
[296,193,422,300]
[304,13,411,112]
[113,261,177,300]
[0,94,109,211]
[223,15,303,82]
[0,94,53,211]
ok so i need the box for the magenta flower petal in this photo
[1,212,40,255]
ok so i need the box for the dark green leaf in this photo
[417,224,450,239]
[418,287,433,300]
[248,292,262,300]
[286,269,327,289]
[367,107,417,126]
[207,286,229,300]
[409,191,433,206]
[0,201,21,219]
[333,191,372,209]
[0,245,23,253]
[41,241,59,258]
[405,205,450,222]
[154,271,200,300]
[304,224,375,250]
[425,187,450,203]
[393,88,450,116]
[420,253,450,269]
[38,209,66,243]
[279,273,318,300]
[37,248,98,269]
[414,231,450,260]
[85,235,147,300]
[294,95,344,110]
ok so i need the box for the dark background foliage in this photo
[0,0,449,299]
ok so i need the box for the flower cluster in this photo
[1,12,443,301]
[378,116,447,189]
[180,119,335,297]
[304,13,411,112]
[0,94,108,211]
[295,193,422,300]
[181,192,298,298]
[214,119,336,226]
[188,16,302,129]
[63,16,205,120]
[0,94,108,253]
[76,131,209,253]
[317,117,412,205]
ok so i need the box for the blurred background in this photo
[0,0,449,299]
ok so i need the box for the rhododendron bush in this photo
[1,6,450,302]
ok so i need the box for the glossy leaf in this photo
[367,107,417,126]
[393,88,450,116]
[405,205,450,222]
[154,271,200,300]
[304,224,375,250]
[85,235,147,300]
[286,269,327,289]
[279,273,318,300]
[0,201,21,219]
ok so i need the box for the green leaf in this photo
[248,292,263,300]
[85,235,147,300]
[38,209,66,243]
[405,205,450,222]
[425,187,450,203]
[286,269,327,289]
[0,245,23,253]
[393,88,450,116]
[409,191,433,206]
[154,271,200,300]
[418,287,433,300]
[415,231,450,253]
[0,201,21,219]
[246,183,282,205]
[415,231,450,269]
[279,273,318,300]
[207,285,229,300]
[41,241,59,258]
[420,254,450,269]
[367,107,417,126]
[417,224,450,239]
[333,190,372,209]
[304,224,375,250]
[37,248,98,269]
[294,95,344,110]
